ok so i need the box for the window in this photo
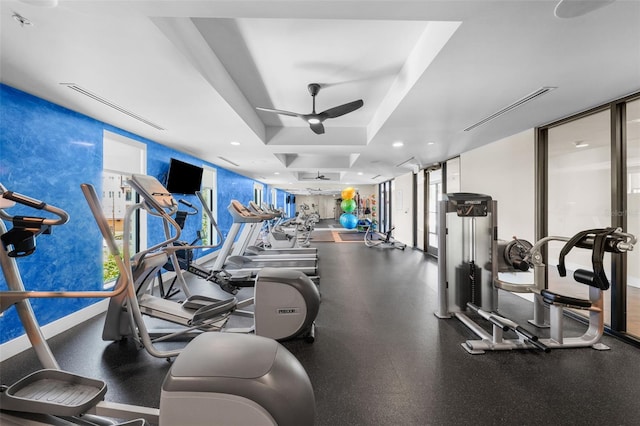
[625,98,640,337]
[253,182,264,206]
[200,167,218,246]
[102,131,146,288]
[538,92,640,341]
[547,109,611,321]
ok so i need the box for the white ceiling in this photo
[1,0,639,195]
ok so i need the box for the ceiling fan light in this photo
[307,117,321,124]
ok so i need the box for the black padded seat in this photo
[541,289,592,309]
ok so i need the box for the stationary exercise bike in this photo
[364,223,406,250]
[0,182,316,425]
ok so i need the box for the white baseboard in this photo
[0,299,109,362]
[0,261,218,363]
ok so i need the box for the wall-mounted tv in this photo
[165,158,203,194]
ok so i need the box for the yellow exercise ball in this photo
[341,187,356,200]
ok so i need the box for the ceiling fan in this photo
[303,171,330,181]
[256,83,364,135]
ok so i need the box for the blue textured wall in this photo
[0,84,265,344]
[0,84,105,342]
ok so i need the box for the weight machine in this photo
[435,192,636,354]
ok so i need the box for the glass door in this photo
[416,170,425,250]
[547,109,611,323]
[426,168,442,257]
[626,98,640,337]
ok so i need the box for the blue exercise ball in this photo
[339,213,358,229]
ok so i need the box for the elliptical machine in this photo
[101,174,320,354]
[0,182,316,425]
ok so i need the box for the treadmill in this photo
[211,200,319,277]
[231,202,317,258]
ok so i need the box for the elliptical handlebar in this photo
[0,183,69,226]
[178,198,198,215]
[0,183,131,313]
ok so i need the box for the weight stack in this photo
[455,263,482,309]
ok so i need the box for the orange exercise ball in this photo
[341,187,356,200]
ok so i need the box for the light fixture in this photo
[574,141,589,148]
[427,142,435,146]
[392,141,404,148]
[230,141,240,146]
[357,172,363,176]
[274,172,280,175]
[307,118,321,124]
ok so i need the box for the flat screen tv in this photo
[165,158,203,194]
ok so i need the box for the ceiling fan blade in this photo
[256,107,300,118]
[554,0,615,18]
[320,99,364,119]
[310,122,325,134]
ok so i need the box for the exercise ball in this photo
[339,213,358,229]
[341,187,356,200]
[340,199,356,213]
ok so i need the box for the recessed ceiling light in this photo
[427,142,435,146]
[274,172,280,175]
[392,141,404,148]
[357,172,363,176]
[230,141,240,146]
[574,141,589,148]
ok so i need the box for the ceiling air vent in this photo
[60,83,165,130]
[396,156,418,168]
[217,156,239,167]
[463,86,556,132]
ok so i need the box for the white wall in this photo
[460,128,535,243]
[296,184,377,220]
[295,195,336,219]
[392,172,415,247]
